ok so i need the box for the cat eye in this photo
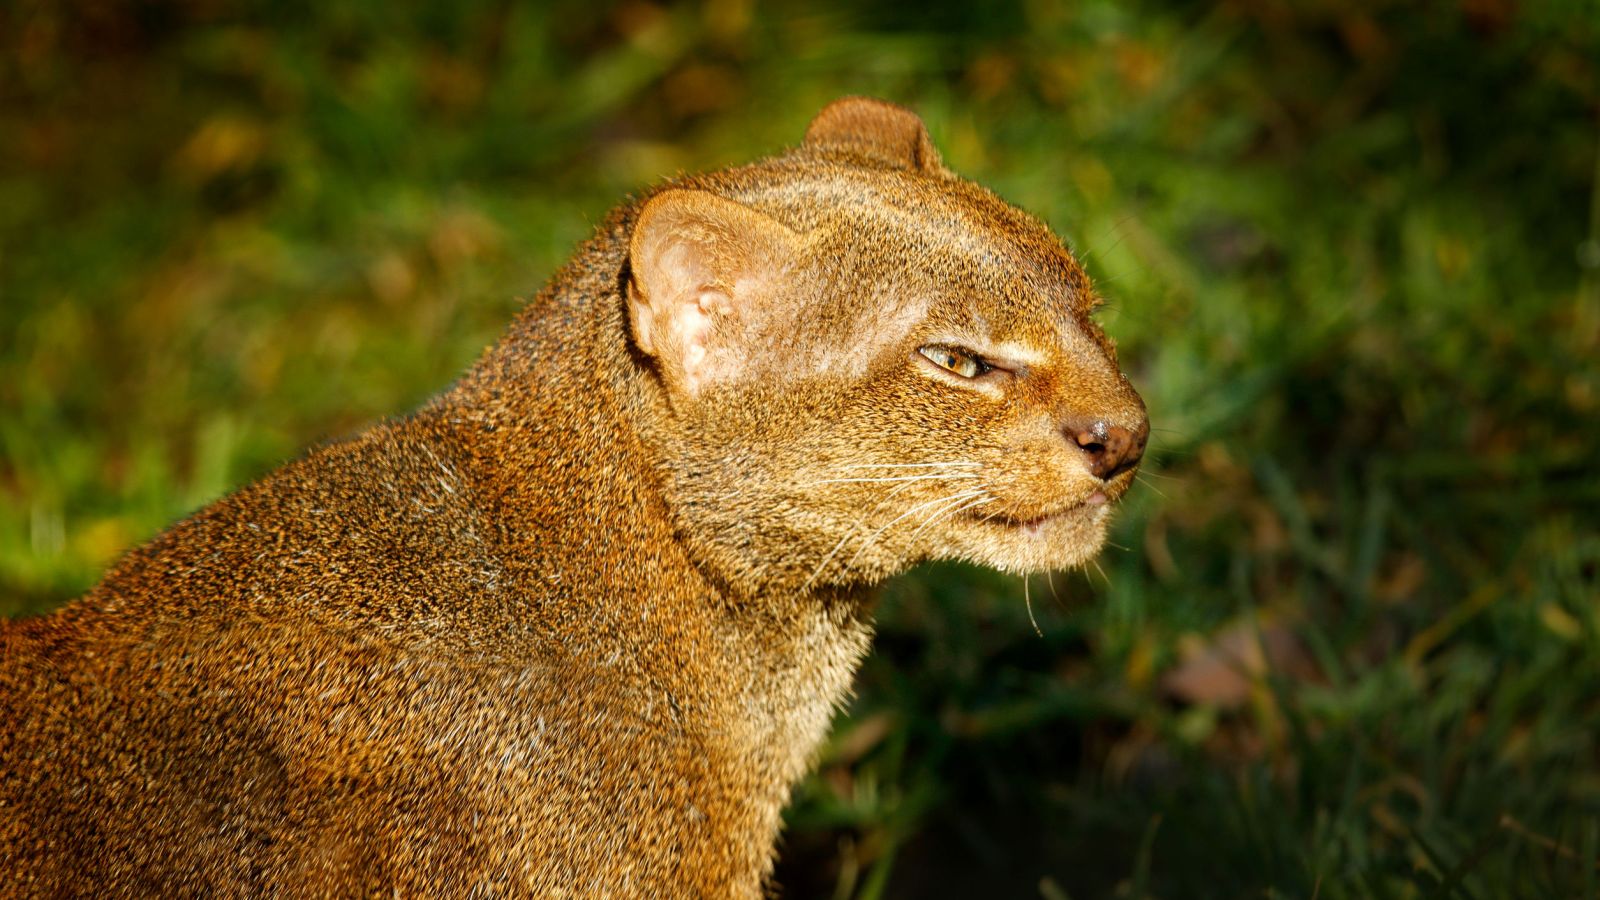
[917,345,991,379]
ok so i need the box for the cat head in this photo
[626,97,1147,594]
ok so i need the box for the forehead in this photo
[714,162,1099,345]
[827,189,1096,341]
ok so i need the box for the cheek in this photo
[872,377,1018,455]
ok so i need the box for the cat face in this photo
[831,218,1146,579]
[627,99,1146,592]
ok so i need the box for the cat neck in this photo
[438,218,876,784]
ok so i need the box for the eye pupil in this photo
[918,345,988,379]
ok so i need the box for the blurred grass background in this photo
[3,0,1599,896]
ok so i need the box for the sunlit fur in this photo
[0,98,1145,896]
[639,134,1146,595]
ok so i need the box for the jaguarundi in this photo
[0,97,1148,896]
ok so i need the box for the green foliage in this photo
[3,0,1597,895]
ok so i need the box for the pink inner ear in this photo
[697,291,733,317]
[635,238,740,395]
[627,189,804,397]
[672,294,719,394]
[650,246,725,392]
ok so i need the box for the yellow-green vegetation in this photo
[3,1,1597,896]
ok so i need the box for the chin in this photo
[938,502,1114,575]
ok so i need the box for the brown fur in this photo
[0,98,1146,897]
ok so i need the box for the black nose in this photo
[1066,418,1148,481]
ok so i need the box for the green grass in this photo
[3,1,1598,896]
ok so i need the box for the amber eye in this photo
[917,345,990,379]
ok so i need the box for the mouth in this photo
[931,478,1124,575]
[978,468,1137,536]
[984,495,1108,536]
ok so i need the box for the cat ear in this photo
[627,189,803,398]
[803,96,948,175]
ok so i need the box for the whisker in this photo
[881,476,972,501]
[872,471,987,511]
[1089,559,1111,587]
[834,462,981,470]
[806,489,984,590]
[1134,473,1169,500]
[843,489,985,570]
[950,495,998,519]
[917,491,992,529]
[890,490,989,551]
[796,473,979,488]
[1024,576,1042,637]
[907,494,994,543]
[800,527,861,593]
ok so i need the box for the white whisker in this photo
[843,489,985,570]
[1134,472,1169,499]
[1090,559,1111,587]
[801,488,983,592]
[801,530,860,593]
[883,476,955,501]
[1024,576,1042,637]
[834,462,981,470]
[907,493,994,543]
[796,473,979,488]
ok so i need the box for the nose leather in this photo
[1066,418,1147,480]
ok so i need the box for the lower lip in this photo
[1019,508,1081,536]
[1010,493,1109,535]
